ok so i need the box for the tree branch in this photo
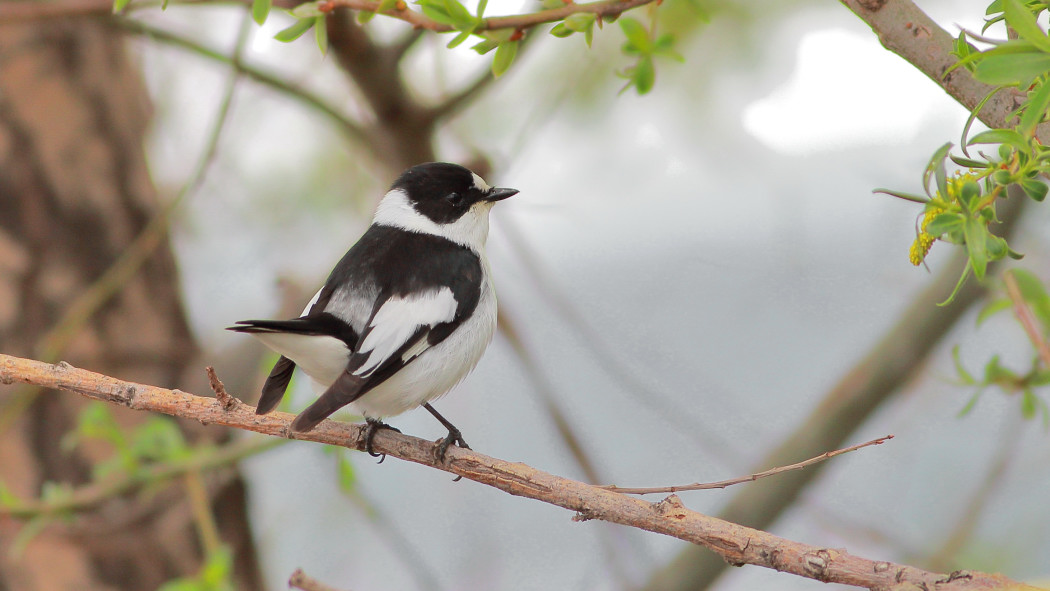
[840,0,1050,138]
[289,568,349,591]
[319,0,659,33]
[0,353,1041,591]
[113,18,373,148]
[1003,271,1050,369]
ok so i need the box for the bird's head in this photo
[374,162,518,250]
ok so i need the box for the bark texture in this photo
[0,17,261,590]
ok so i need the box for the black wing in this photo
[288,227,484,432]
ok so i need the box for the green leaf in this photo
[1021,177,1048,201]
[923,142,952,198]
[113,0,132,12]
[937,260,972,306]
[447,30,472,48]
[274,18,315,43]
[983,354,1012,382]
[159,546,233,591]
[958,389,984,417]
[872,188,930,204]
[653,34,685,61]
[1002,0,1050,53]
[1021,388,1038,419]
[1032,369,1050,386]
[963,217,990,280]
[969,128,1029,150]
[337,453,357,493]
[132,417,189,462]
[476,0,488,18]
[564,12,596,32]
[619,17,652,54]
[961,87,1006,153]
[1019,79,1050,136]
[925,212,965,237]
[252,0,271,25]
[985,233,1008,261]
[549,23,574,38]
[10,515,52,558]
[976,297,1012,326]
[491,40,518,78]
[419,0,455,26]
[291,1,325,18]
[974,51,1050,86]
[949,154,990,168]
[423,0,478,31]
[992,169,1013,186]
[315,16,328,54]
[0,481,19,508]
[952,345,977,384]
[471,38,500,54]
[633,56,655,94]
[959,180,981,207]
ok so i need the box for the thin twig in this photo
[599,436,894,495]
[1003,270,1050,369]
[0,0,298,22]
[0,353,1039,591]
[114,18,373,147]
[289,568,350,591]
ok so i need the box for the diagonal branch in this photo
[0,353,1041,591]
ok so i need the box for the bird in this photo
[228,162,517,460]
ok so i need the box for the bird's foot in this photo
[435,426,470,464]
[364,418,401,462]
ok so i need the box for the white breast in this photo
[347,257,498,419]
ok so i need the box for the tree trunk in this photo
[0,16,262,590]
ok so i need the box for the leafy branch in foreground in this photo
[953,268,1050,426]
[245,0,681,89]
[0,353,1042,591]
[876,0,1050,299]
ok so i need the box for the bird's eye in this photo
[445,192,464,207]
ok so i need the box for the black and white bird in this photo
[228,162,517,458]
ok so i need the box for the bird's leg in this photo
[363,418,401,463]
[423,403,470,463]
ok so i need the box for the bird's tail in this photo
[256,355,295,415]
[290,370,368,432]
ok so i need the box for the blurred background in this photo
[1,0,1048,589]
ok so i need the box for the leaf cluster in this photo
[614,17,683,95]
[159,547,235,591]
[952,270,1050,427]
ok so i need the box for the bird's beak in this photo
[485,187,519,202]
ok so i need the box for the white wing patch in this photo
[300,286,324,316]
[354,287,458,377]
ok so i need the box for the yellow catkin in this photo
[909,207,942,266]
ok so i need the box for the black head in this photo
[391,162,518,225]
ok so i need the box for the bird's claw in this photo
[364,419,401,462]
[435,428,470,464]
